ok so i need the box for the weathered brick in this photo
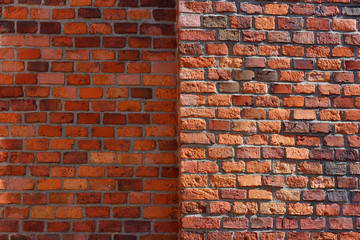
[278,17,303,30]
[254,17,275,30]
[318,5,339,16]
[203,16,227,28]
[328,190,348,202]
[293,32,314,44]
[268,31,291,43]
[243,31,265,42]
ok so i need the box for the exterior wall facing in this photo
[179,0,360,239]
[0,0,178,239]
[0,0,360,239]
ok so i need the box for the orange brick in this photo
[4,7,27,19]
[30,206,55,219]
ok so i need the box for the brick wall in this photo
[0,0,178,239]
[2,0,360,239]
[179,0,360,239]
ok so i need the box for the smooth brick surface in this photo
[0,1,178,240]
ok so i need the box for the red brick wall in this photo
[179,0,360,239]
[2,0,360,239]
[0,0,178,239]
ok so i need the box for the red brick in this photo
[290,4,315,15]
[318,5,339,16]
[278,17,303,30]
[103,37,126,48]
[306,18,330,30]
[0,21,15,33]
[300,218,325,230]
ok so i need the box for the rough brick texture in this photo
[179,0,360,239]
[2,0,360,239]
[0,0,178,239]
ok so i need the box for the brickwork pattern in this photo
[179,0,360,239]
[0,0,178,239]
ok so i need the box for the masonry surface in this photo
[0,0,178,239]
[179,0,360,239]
[0,0,359,239]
